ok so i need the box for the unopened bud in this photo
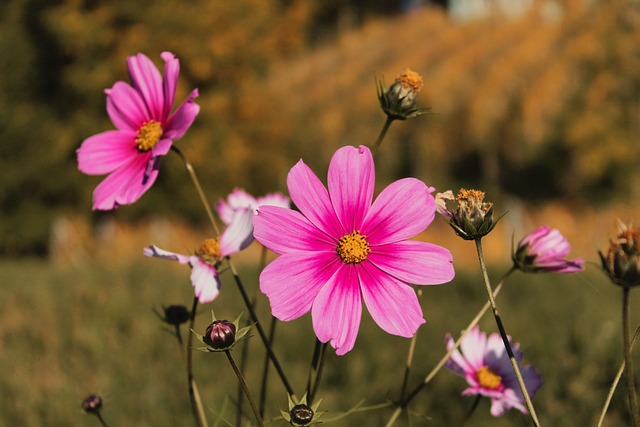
[290,403,314,426]
[81,394,103,415]
[204,320,236,349]
[599,221,640,288]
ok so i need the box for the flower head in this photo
[194,312,251,352]
[599,221,640,288]
[253,145,454,355]
[445,326,543,417]
[143,208,254,303]
[436,189,501,240]
[513,225,584,273]
[377,68,429,120]
[281,394,324,426]
[77,52,200,210]
[81,394,103,415]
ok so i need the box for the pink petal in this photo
[127,53,163,121]
[219,208,254,256]
[91,152,156,210]
[253,205,336,254]
[164,89,200,140]
[260,251,340,321]
[287,159,343,238]
[362,178,436,245]
[77,130,137,175]
[161,51,179,121]
[460,326,488,373]
[189,257,221,303]
[152,138,173,157]
[106,81,151,129]
[368,240,454,285]
[327,146,375,231]
[445,333,472,377]
[216,188,257,224]
[143,245,192,265]
[256,192,290,210]
[358,262,425,337]
[311,265,362,355]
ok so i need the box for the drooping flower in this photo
[143,210,253,303]
[77,52,200,210]
[252,145,455,355]
[445,326,543,417]
[513,225,584,273]
[436,189,502,240]
[599,221,640,288]
[377,68,430,120]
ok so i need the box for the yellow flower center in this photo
[337,231,370,264]
[135,120,163,152]
[476,366,502,389]
[195,238,221,265]
[396,68,423,94]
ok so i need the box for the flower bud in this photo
[599,221,640,288]
[513,225,584,273]
[163,305,190,326]
[204,320,237,349]
[81,394,103,415]
[290,403,314,426]
[377,68,430,120]
[436,189,500,240]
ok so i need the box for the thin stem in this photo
[460,395,482,427]
[400,290,421,401]
[227,258,295,397]
[309,342,328,404]
[171,146,220,237]
[371,116,394,158]
[259,315,277,418]
[475,239,540,427]
[225,350,265,427]
[623,286,640,426]
[598,324,640,426]
[187,297,208,427]
[93,413,109,427]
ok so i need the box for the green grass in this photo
[0,257,638,426]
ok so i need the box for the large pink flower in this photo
[77,52,200,210]
[513,225,584,273]
[252,145,455,355]
[144,208,253,303]
[445,326,543,417]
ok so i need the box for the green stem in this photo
[225,350,265,427]
[598,324,640,426]
[187,297,209,427]
[171,146,220,237]
[372,116,394,158]
[475,239,540,427]
[308,341,328,404]
[460,395,482,427]
[93,413,109,427]
[400,290,421,401]
[259,315,277,418]
[623,287,640,426]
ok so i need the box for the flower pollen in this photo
[337,231,370,264]
[196,238,221,265]
[136,120,163,151]
[396,68,423,94]
[477,366,502,389]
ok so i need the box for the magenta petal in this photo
[261,251,340,321]
[253,206,335,254]
[77,130,137,175]
[143,245,192,264]
[92,152,156,210]
[127,53,163,121]
[164,89,200,140]
[359,262,425,337]
[368,240,454,285]
[287,159,344,238]
[152,138,173,157]
[311,265,362,355]
[107,81,151,128]
[327,146,375,231]
[189,257,221,303]
[362,178,436,244]
[219,208,254,256]
[161,51,179,121]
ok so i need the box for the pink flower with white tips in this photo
[252,145,455,355]
[77,52,199,210]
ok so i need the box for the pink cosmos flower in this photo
[77,52,200,210]
[143,210,253,303]
[445,326,543,417]
[513,225,584,273]
[252,145,455,355]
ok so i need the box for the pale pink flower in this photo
[77,52,200,210]
[144,210,253,303]
[513,225,584,273]
[252,145,455,355]
[445,326,543,417]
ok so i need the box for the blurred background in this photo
[1,0,639,425]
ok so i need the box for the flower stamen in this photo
[477,366,502,389]
[136,120,163,151]
[337,231,370,264]
[196,238,221,265]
